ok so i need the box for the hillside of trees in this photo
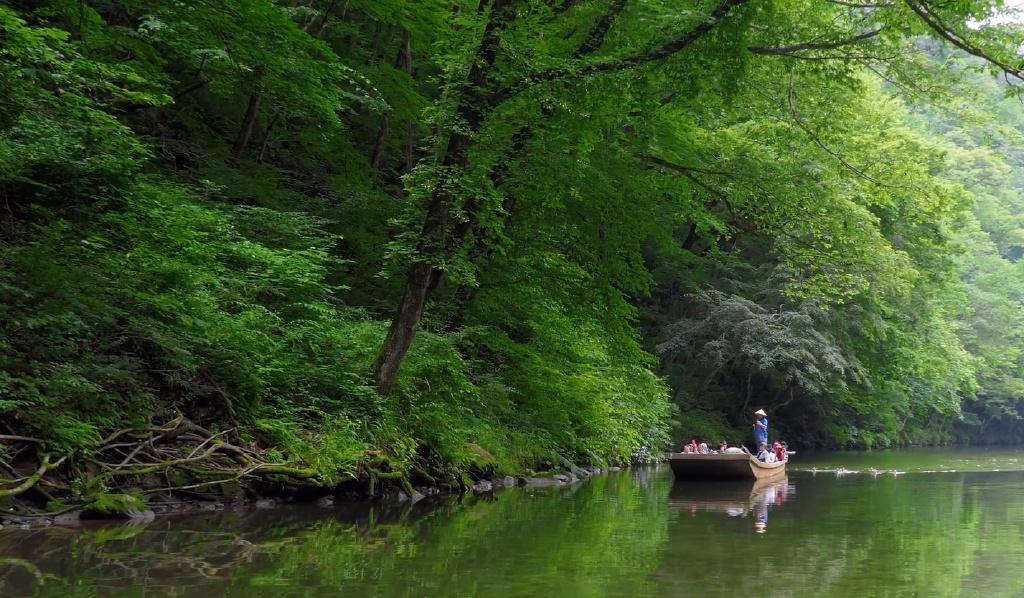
[3,0,1024,507]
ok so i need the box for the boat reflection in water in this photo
[668,476,793,533]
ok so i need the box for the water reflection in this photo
[5,454,1024,597]
[0,472,670,597]
[0,498,484,595]
[667,476,793,533]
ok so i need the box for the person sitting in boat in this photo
[718,440,728,452]
[756,442,773,462]
[753,408,769,447]
[698,442,710,454]
[772,441,786,462]
[682,443,694,453]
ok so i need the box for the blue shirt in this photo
[754,416,769,443]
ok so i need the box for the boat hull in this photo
[666,452,787,481]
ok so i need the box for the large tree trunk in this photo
[397,29,416,173]
[317,0,347,37]
[443,122,533,331]
[372,261,435,393]
[257,109,281,163]
[371,0,747,394]
[441,0,623,332]
[371,130,480,394]
[230,90,263,164]
[396,27,412,71]
[402,122,416,174]
[372,0,515,395]
[303,0,339,33]
[370,114,390,171]
[370,28,415,174]
[370,28,413,174]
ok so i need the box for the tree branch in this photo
[904,0,1024,83]
[748,27,883,56]
[641,155,729,198]
[548,0,583,15]
[638,154,752,232]
[637,154,737,178]
[489,0,748,106]
[572,0,627,57]
[786,75,890,187]
[829,0,894,7]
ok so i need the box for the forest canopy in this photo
[2,0,1024,505]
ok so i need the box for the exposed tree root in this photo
[366,468,414,496]
[354,452,418,497]
[0,417,436,517]
[0,416,322,511]
[0,454,66,498]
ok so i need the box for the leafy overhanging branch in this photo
[786,75,891,188]
[748,27,884,57]
[904,0,1024,84]
[487,0,750,107]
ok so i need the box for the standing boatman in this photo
[753,408,768,447]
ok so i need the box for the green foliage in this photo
[0,6,154,190]
[3,0,1024,504]
[83,492,146,516]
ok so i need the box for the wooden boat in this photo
[665,451,787,481]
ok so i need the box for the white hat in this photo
[754,409,767,416]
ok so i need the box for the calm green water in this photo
[3,449,1024,597]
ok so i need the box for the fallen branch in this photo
[749,28,883,57]
[0,434,43,444]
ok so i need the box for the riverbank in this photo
[0,455,623,529]
[0,396,648,523]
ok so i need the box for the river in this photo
[2,448,1024,596]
